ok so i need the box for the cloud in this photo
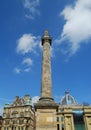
[15,33,40,74]
[14,66,31,74]
[14,67,21,74]
[50,47,55,58]
[24,67,31,72]
[22,58,33,66]
[14,58,33,74]
[56,0,91,56]
[32,96,40,104]
[0,107,3,115]
[23,0,40,19]
[16,34,40,54]
[22,58,33,72]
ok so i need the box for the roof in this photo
[60,91,78,106]
[4,95,32,108]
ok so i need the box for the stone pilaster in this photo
[64,115,74,130]
[84,107,91,130]
[64,108,74,130]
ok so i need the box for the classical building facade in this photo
[2,95,34,130]
[0,116,2,130]
[1,30,91,130]
[57,91,91,130]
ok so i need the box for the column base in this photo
[34,97,58,110]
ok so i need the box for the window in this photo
[12,126,16,130]
[4,127,6,130]
[57,116,64,130]
[61,117,64,122]
[5,120,9,125]
[20,112,24,117]
[57,117,59,122]
[6,113,10,118]
[62,124,64,130]
[57,124,59,130]
[13,120,17,124]
[18,126,20,130]
[19,119,24,124]
[73,113,86,130]
[26,126,28,130]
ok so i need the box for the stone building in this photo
[57,91,91,130]
[2,95,34,130]
[0,116,3,130]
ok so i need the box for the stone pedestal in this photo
[34,101,58,130]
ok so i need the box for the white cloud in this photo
[14,66,31,74]
[32,96,40,104]
[24,67,31,72]
[22,58,33,73]
[23,0,40,19]
[16,33,40,74]
[14,67,21,74]
[56,0,91,56]
[0,107,3,115]
[17,34,40,54]
[22,58,33,66]
[50,47,55,58]
[14,58,33,74]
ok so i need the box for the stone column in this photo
[34,30,58,130]
[64,115,74,130]
[40,30,52,100]
[84,115,91,130]
[16,126,18,130]
[84,107,91,130]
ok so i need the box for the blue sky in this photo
[0,0,91,114]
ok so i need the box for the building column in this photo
[84,115,91,130]
[84,107,91,130]
[64,114,74,130]
[16,126,18,130]
[23,126,26,130]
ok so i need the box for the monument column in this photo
[34,30,58,130]
[40,30,53,101]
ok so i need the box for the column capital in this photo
[41,30,52,46]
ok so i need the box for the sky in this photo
[0,0,91,114]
